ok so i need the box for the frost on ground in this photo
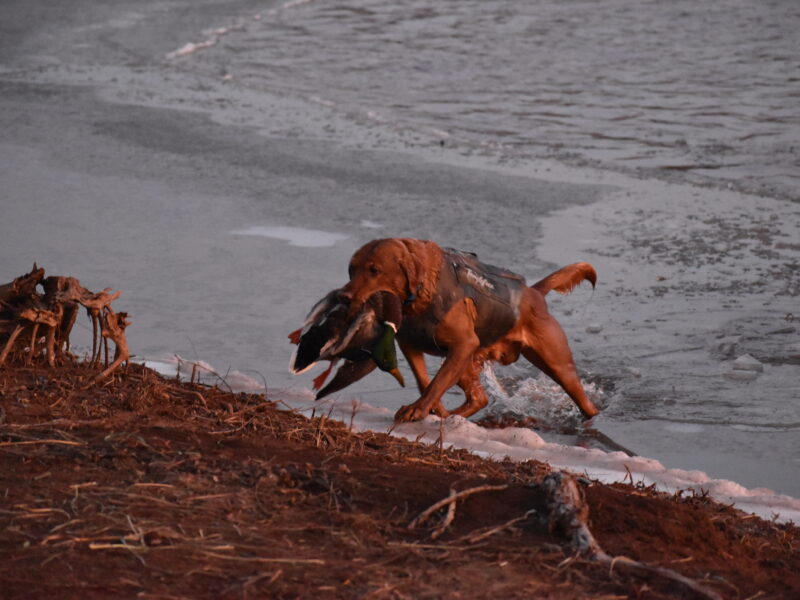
[145,356,800,524]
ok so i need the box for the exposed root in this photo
[0,264,129,378]
[539,471,723,600]
[430,487,457,540]
[94,310,130,382]
[408,484,508,533]
[456,509,537,545]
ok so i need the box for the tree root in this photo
[0,264,129,379]
[408,484,508,535]
[538,471,723,600]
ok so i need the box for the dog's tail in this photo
[532,262,596,296]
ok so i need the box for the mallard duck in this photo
[289,290,404,399]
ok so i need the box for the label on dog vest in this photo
[449,250,524,346]
[460,267,494,292]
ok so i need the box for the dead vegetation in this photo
[0,358,798,599]
[0,265,129,379]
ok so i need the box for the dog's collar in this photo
[403,284,422,307]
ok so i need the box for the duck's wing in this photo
[322,291,402,360]
[302,289,341,330]
[315,359,377,400]
[290,289,344,373]
[320,307,376,359]
[291,314,342,374]
[292,291,404,390]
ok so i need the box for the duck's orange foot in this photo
[312,362,335,391]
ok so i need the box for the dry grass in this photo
[1,360,798,599]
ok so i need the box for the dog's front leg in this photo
[394,343,477,422]
[398,340,430,395]
[397,341,449,418]
[395,302,479,422]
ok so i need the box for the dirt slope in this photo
[1,362,798,599]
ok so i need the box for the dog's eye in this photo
[369,265,380,276]
[348,265,354,278]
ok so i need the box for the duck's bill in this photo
[387,366,405,388]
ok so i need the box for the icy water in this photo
[179,0,800,200]
[157,0,800,496]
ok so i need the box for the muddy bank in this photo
[2,0,799,515]
[1,361,798,599]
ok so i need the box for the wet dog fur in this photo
[339,238,600,422]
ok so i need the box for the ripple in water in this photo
[480,364,605,429]
[186,0,800,200]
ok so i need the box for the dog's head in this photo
[340,238,442,314]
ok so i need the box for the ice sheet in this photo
[230,225,349,248]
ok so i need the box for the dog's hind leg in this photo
[521,317,599,419]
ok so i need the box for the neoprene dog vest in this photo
[398,248,526,354]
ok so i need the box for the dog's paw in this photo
[394,402,427,423]
[430,403,450,418]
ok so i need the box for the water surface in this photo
[188,0,800,200]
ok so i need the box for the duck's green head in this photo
[371,322,405,387]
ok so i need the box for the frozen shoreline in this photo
[144,356,800,524]
[2,0,798,515]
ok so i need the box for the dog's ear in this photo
[397,240,422,302]
[397,238,444,307]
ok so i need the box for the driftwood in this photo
[538,471,723,600]
[0,264,130,379]
[97,309,130,380]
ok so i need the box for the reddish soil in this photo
[1,361,798,599]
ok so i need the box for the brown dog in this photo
[339,238,600,422]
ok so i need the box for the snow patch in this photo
[230,225,348,247]
[276,391,800,523]
[141,356,800,524]
[360,220,384,229]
